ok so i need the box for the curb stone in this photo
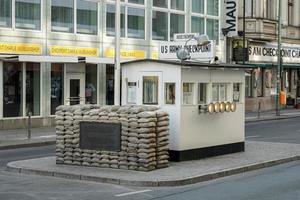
[245,115,300,123]
[0,140,55,150]
[6,155,300,187]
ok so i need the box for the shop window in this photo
[26,63,40,116]
[171,0,184,11]
[182,83,194,105]
[152,11,168,41]
[198,83,207,104]
[3,62,23,117]
[170,13,185,41]
[127,82,137,104]
[77,0,97,35]
[106,4,125,37]
[165,83,175,105]
[15,0,41,30]
[0,0,12,27]
[51,0,74,33]
[212,83,228,102]
[192,0,204,13]
[128,7,145,39]
[143,76,158,105]
[233,83,241,102]
[153,0,168,8]
[85,64,97,104]
[51,64,64,115]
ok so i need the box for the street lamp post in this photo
[276,0,282,116]
[114,0,121,105]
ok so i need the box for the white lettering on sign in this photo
[224,0,238,37]
[249,43,300,63]
[159,41,215,61]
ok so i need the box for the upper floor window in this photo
[0,0,12,28]
[51,0,74,33]
[192,0,204,14]
[207,0,219,16]
[15,0,41,30]
[266,0,275,20]
[288,0,294,25]
[245,0,254,17]
[77,0,97,34]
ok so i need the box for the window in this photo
[212,83,228,102]
[51,64,64,115]
[207,0,219,16]
[26,63,40,116]
[207,19,219,44]
[127,82,137,104]
[245,0,254,17]
[165,83,175,104]
[170,13,185,40]
[245,72,252,97]
[288,0,294,25]
[128,0,144,4]
[51,0,74,33]
[233,83,241,102]
[192,0,204,14]
[171,0,184,11]
[3,62,23,117]
[198,83,207,104]
[182,83,194,105]
[266,0,275,20]
[85,64,97,104]
[143,76,159,105]
[106,4,125,37]
[0,0,12,27]
[153,0,168,8]
[77,0,97,35]
[191,16,204,34]
[15,0,41,30]
[152,11,168,40]
[128,7,145,39]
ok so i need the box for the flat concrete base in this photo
[7,141,300,187]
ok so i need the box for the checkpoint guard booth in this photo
[121,59,248,161]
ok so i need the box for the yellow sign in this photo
[50,46,99,57]
[105,48,146,59]
[0,43,42,55]
[151,51,159,60]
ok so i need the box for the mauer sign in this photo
[223,0,238,37]
[159,40,215,61]
[249,43,300,63]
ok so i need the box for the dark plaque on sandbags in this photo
[80,122,121,151]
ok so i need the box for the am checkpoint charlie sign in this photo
[159,40,215,61]
[223,0,238,37]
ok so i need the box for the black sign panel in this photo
[80,122,121,151]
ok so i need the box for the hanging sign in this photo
[223,0,238,37]
[159,40,215,61]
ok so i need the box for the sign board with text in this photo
[223,0,238,37]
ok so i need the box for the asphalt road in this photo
[0,118,299,200]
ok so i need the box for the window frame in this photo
[197,82,208,104]
[212,83,229,102]
[182,82,195,105]
[165,82,176,105]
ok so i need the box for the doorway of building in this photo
[66,74,85,105]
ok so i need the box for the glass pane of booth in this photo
[219,84,227,102]
[85,64,97,104]
[127,82,137,104]
[3,62,23,117]
[165,83,175,105]
[51,64,64,115]
[143,76,158,105]
[182,83,194,105]
[198,83,207,104]
[26,63,40,116]
[212,84,219,102]
[233,83,241,102]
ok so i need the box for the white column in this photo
[114,0,121,105]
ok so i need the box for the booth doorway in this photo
[66,74,85,105]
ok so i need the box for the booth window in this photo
[143,76,158,105]
[15,0,41,30]
[51,64,64,115]
[127,82,137,104]
[51,0,74,33]
[165,83,175,104]
[233,83,241,102]
[212,83,227,102]
[198,83,207,104]
[0,0,12,27]
[182,83,194,105]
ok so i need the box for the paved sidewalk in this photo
[0,127,55,150]
[7,141,300,187]
[245,108,300,122]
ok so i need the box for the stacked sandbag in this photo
[55,106,66,164]
[117,107,130,170]
[156,111,170,168]
[136,111,158,171]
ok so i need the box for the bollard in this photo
[27,112,32,139]
[257,101,261,119]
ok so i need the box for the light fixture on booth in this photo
[176,34,211,62]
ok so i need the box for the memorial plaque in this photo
[80,122,121,151]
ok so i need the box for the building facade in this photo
[237,0,300,111]
[0,0,225,128]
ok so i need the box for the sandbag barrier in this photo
[55,105,169,171]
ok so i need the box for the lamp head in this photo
[193,34,210,46]
[176,48,190,61]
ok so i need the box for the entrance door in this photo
[66,74,85,105]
